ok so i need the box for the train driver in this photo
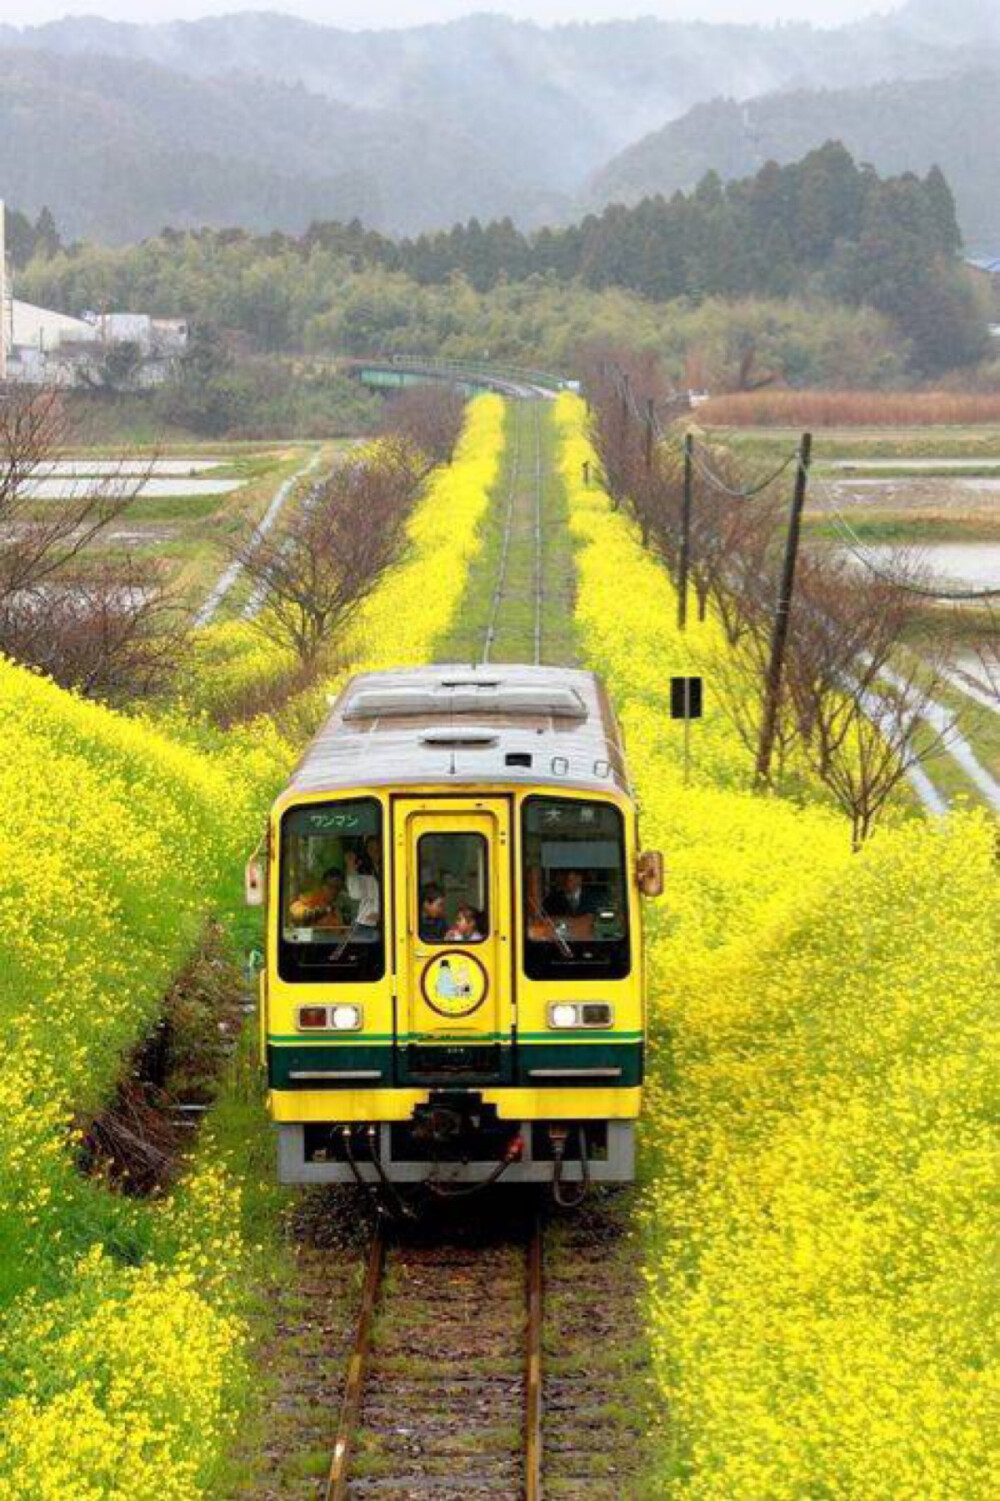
[544,868,604,919]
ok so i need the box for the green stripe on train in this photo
[267,1039,643,1089]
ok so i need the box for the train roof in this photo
[282,664,631,799]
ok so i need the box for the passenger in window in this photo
[444,903,483,943]
[290,867,354,927]
[545,868,604,918]
[419,883,449,942]
[365,835,383,879]
[344,848,381,933]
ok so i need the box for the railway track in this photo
[325,1207,543,1501]
[483,398,545,668]
[320,1197,647,1500]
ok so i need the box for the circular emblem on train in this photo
[421,950,489,1018]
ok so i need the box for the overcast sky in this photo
[1,3,902,30]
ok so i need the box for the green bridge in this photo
[348,356,577,400]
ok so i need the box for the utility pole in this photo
[677,431,694,631]
[755,432,813,787]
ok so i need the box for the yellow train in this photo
[247,664,663,1198]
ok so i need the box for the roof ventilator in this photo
[419,729,499,749]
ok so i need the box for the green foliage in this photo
[2,204,62,268]
[18,146,982,381]
[19,237,914,392]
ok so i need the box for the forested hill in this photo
[591,71,1000,253]
[19,147,986,378]
[0,3,998,242]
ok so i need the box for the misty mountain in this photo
[0,4,996,244]
[590,70,1000,253]
[0,48,566,242]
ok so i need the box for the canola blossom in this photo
[0,397,503,1495]
[557,392,999,1498]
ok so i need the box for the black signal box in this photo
[670,676,703,720]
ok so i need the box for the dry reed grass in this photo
[697,390,1000,428]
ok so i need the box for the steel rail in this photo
[525,1213,544,1501]
[325,1223,386,1501]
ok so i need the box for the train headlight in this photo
[548,1002,614,1030]
[331,1004,363,1032]
[295,1004,363,1031]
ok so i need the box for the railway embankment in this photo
[0,398,504,1495]
[1,391,994,1500]
[557,392,997,1498]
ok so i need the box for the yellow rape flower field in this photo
[0,386,994,1497]
[0,398,504,1497]
[557,393,998,1498]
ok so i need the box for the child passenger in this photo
[444,903,483,942]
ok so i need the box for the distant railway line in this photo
[483,398,545,666]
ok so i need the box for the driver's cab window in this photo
[522,797,630,979]
[279,799,384,982]
[417,832,489,945]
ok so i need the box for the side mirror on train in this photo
[244,853,265,908]
[637,850,665,898]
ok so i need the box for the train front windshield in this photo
[522,796,630,979]
[278,799,385,982]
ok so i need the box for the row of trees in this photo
[238,383,465,668]
[0,381,464,707]
[584,349,954,845]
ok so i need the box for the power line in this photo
[689,445,798,501]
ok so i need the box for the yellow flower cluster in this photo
[0,1246,242,1499]
[0,397,503,1495]
[346,394,505,668]
[557,393,999,1498]
[180,620,298,719]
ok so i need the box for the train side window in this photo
[417,832,489,944]
[522,796,630,979]
[278,798,384,983]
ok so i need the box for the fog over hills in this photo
[590,70,1000,253]
[0,2,995,244]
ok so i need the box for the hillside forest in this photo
[13,145,991,437]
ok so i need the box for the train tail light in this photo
[297,1006,328,1030]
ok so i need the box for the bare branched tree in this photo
[786,553,953,847]
[970,606,1000,704]
[0,385,187,701]
[377,383,466,467]
[2,557,189,703]
[0,387,142,606]
[240,442,421,664]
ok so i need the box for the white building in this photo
[12,298,98,352]
[1,198,187,386]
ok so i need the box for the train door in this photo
[392,799,513,1069]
